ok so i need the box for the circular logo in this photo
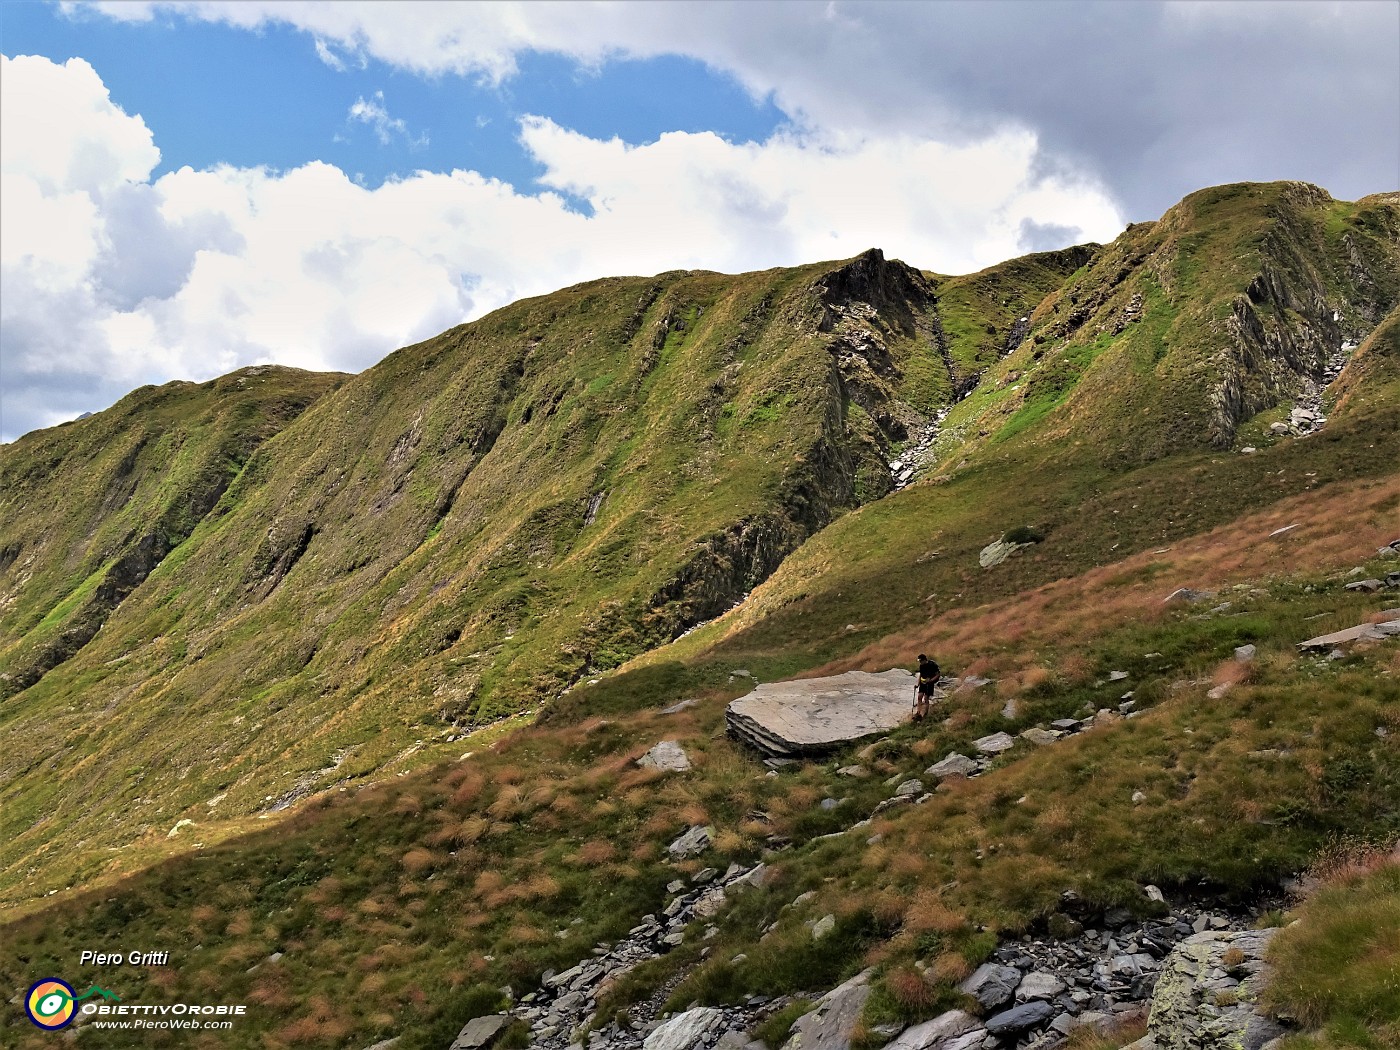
[26,978,77,1030]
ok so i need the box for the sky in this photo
[1,1,1397,442]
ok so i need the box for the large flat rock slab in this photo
[1298,619,1400,650]
[726,669,915,757]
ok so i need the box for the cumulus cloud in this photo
[3,53,1127,440]
[72,0,1400,218]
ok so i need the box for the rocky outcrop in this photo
[726,670,916,757]
[782,970,873,1050]
[1133,928,1286,1050]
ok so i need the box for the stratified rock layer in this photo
[726,670,915,757]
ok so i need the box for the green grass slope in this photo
[2,479,1397,1049]
[3,250,1040,902]
[0,366,344,695]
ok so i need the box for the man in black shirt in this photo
[914,653,942,722]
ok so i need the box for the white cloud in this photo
[68,0,1400,218]
[347,90,426,147]
[1,53,1123,440]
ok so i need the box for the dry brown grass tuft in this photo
[887,964,936,1010]
[572,838,617,865]
[929,952,973,984]
[902,891,968,936]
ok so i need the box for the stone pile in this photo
[460,862,776,1050]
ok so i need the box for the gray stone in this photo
[974,732,1015,754]
[1108,670,1129,682]
[644,1008,726,1050]
[1234,644,1256,661]
[667,825,714,858]
[693,887,727,919]
[811,914,836,940]
[1020,727,1060,746]
[884,1010,981,1050]
[927,753,978,778]
[450,1014,510,1050]
[1016,972,1067,1000]
[985,1001,1054,1036]
[727,669,918,757]
[836,765,869,778]
[959,963,1022,1010]
[660,698,700,715]
[1345,579,1384,592]
[639,740,691,772]
[980,539,1033,568]
[895,779,924,797]
[364,1039,401,1050]
[783,970,873,1050]
[1298,619,1400,650]
[1001,698,1021,720]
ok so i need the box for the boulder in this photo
[974,732,1015,754]
[1016,971,1066,1000]
[927,753,978,778]
[449,1014,510,1050]
[883,1010,981,1050]
[984,1001,1054,1036]
[959,963,1022,1010]
[894,779,924,797]
[979,539,1033,568]
[667,825,714,858]
[1020,727,1060,746]
[639,740,692,772]
[644,1007,727,1050]
[726,670,917,757]
[782,969,873,1050]
[1345,579,1385,592]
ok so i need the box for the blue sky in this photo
[2,1,1396,441]
[3,2,786,196]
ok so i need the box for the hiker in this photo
[913,653,942,722]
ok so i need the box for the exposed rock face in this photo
[1139,928,1286,1050]
[644,1008,727,1050]
[782,970,873,1050]
[883,1010,982,1050]
[726,669,916,757]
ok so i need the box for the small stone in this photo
[1234,644,1256,662]
[1346,579,1385,592]
[836,765,869,778]
[667,825,713,859]
[895,779,924,797]
[960,963,1022,1010]
[1144,885,1165,903]
[450,1014,511,1050]
[974,732,1015,754]
[1002,698,1021,720]
[927,753,979,778]
[811,914,836,940]
[1020,727,1059,746]
[1017,972,1067,1000]
[1108,671,1129,682]
[638,741,691,772]
[985,1001,1055,1036]
[1132,790,1147,804]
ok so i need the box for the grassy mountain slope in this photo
[2,470,1396,1050]
[0,181,1397,1047]
[1,248,1100,903]
[0,366,344,695]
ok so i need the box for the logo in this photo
[25,979,121,1030]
